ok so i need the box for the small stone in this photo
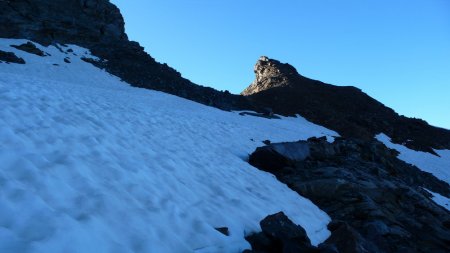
[214,227,229,236]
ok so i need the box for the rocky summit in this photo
[242,56,300,96]
[242,56,450,153]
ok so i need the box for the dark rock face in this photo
[215,227,230,236]
[245,212,317,253]
[0,0,252,111]
[0,0,127,46]
[242,57,450,152]
[10,42,48,56]
[0,50,25,64]
[247,138,450,253]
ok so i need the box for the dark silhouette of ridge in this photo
[242,56,450,152]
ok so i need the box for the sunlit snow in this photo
[0,39,338,253]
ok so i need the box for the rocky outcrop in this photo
[11,42,48,56]
[242,56,299,95]
[247,137,450,253]
[0,0,127,46]
[242,57,450,152]
[0,0,252,111]
[0,50,25,64]
[2,1,448,150]
[244,212,317,253]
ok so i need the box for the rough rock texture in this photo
[0,50,25,64]
[242,57,450,152]
[10,42,48,56]
[244,212,317,253]
[247,137,450,253]
[242,56,299,95]
[0,0,252,111]
[0,0,127,46]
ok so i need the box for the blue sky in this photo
[111,0,450,129]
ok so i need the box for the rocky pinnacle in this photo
[242,56,300,96]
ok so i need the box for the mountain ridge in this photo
[1,0,449,154]
[0,0,251,111]
[242,56,450,153]
[1,1,450,253]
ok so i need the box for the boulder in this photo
[249,141,310,172]
[245,212,318,253]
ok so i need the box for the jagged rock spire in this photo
[242,56,300,96]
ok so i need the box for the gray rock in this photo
[271,142,310,162]
[242,56,299,96]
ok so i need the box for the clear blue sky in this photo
[111,0,450,129]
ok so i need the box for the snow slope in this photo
[376,134,450,211]
[376,134,450,184]
[0,39,338,253]
[425,189,450,212]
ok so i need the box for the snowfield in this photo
[376,134,450,211]
[425,189,450,212]
[0,39,337,253]
[376,133,450,184]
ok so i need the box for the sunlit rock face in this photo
[242,56,300,96]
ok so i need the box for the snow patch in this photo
[425,189,450,211]
[376,133,450,184]
[0,38,338,252]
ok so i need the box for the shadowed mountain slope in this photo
[246,137,450,253]
[0,0,251,110]
[242,56,450,152]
